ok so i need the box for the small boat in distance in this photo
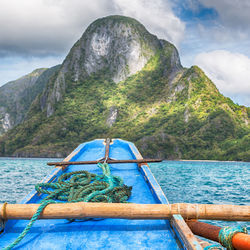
[1,139,249,249]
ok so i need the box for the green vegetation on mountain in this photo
[0,66,60,134]
[0,16,249,160]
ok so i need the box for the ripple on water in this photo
[0,157,58,204]
[149,160,250,231]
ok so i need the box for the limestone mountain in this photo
[0,15,249,160]
[0,66,60,135]
[41,16,181,117]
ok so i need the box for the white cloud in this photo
[199,0,250,30]
[196,0,250,43]
[0,0,184,57]
[0,0,113,57]
[0,0,185,85]
[194,50,250,106]
[113,0,185,46]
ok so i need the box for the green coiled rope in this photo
[4,163,132,250]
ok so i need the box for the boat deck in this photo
[1,139,186,249]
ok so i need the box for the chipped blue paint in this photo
[192,241,203,250]
[127,142,169,203]
[1,139,187,249]
[172,215,203,250]
[174,215,184,220]
[171,217,188,250]
[139,165,170,204]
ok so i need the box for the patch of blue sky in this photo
[0,56,63,87]
[172,0,218,23]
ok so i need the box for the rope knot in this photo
[219,225,248,250]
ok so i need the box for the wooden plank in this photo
[47,159,163,166]
[171,215,203,250]
[197,239,211,248]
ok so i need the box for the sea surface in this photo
[0,158,249,230]
[149,160,250,230]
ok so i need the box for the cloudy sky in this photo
[0,0,249,106]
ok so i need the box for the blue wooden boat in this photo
[1,139,202,249]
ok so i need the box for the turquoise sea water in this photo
[149,160,250,230]
[0,158,249,230]
[0,158,58,204]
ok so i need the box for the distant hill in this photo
[0,65,60,134]
[0,15,249,161]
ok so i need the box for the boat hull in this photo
[0,139,201,249]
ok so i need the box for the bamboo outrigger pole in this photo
[1,203,250,221]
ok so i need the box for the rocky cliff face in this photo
[0,69,46,134]
[41,16,182,117]
[0,66,60,134]
[0,15,249,161]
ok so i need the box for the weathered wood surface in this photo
[104,138,111,161]
[47,159,163,166]
[171,215,203,250]
[1,203,249,221]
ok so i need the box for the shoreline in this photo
[0,157,249,163]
